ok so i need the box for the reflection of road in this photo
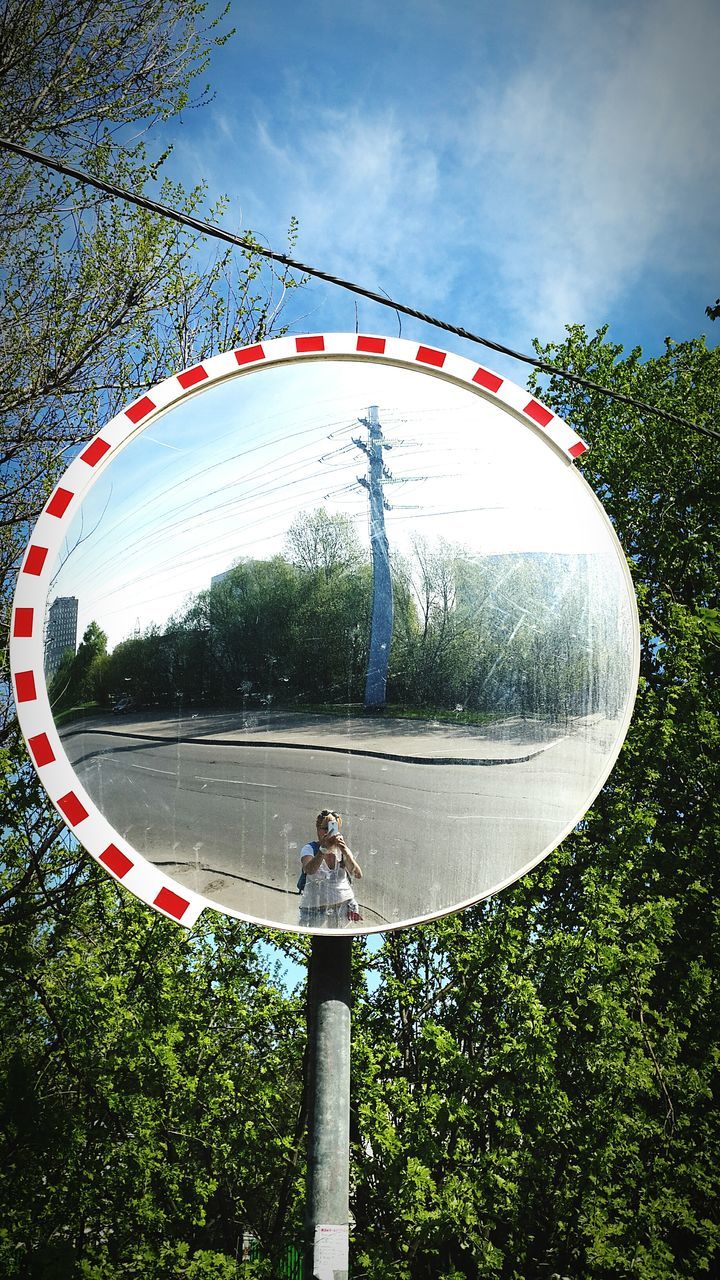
[59,709,621,930]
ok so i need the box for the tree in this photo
[1,0,303,844]
[50,620,108,710]
[1,12,310,1273]
[0,0,303,726]
[206,557,303,700]
[394,535,467,709]
[350,329,720,1278]
[1,0,221,574]
[284,507,364,581]
[0,881,307,1279]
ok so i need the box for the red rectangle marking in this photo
[80,437,111,467]
[28,733,55,767]
[235,344,265,365]
[416,345,446,368]
[569,440,588,458]
[126,395,156,424]
[472,367,503,393]
[23,545,48,576]
[13,607,34,638]
[46,487,74,518]
[295,335,325,353]
[15,670,37,702]
[100,844,134,878]
[356,335,386,354]
[178,364,209,389]
[57,791,89,826]
[154,886,190,920]
[524,399,554,428]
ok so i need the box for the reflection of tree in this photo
[209,556,308,700]
[284,507,363,580]
[95,507,628,723]
[50,622,108,711]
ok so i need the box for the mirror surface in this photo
[45,358,638,931]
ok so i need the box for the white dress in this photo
[299,843,359,925]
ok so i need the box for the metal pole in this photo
[305,934,352,1280]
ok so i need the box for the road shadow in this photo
[59,706,581,765]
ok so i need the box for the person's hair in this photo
[316,808,342,828]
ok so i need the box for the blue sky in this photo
[158,0,720,382]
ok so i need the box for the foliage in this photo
[50,621,108,710]
[0,839,306,1278]
[285,506,364,580]
[1,7,310,1274]
[0,0,305,733]
[2,12,719,1268]
[1,715,310,1273]
[69,509,619,724]
[349,329,720,1278]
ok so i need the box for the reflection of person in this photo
[299,809,363,928]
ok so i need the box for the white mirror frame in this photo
[11,332,624,934]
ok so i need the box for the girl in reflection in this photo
[299,809,363,928]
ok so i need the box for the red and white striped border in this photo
[10,334,588,933]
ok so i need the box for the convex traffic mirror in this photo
[11,335,640,934]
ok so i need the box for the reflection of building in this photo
[211,558,249,590]
[45,596,78,676]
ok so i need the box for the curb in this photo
[60,725,560,768]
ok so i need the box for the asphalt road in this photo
[59,709,620,930]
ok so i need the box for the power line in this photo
[1,137,717,443]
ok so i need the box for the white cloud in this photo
[459,0,720,338]
[253,105,460,301]
[175,0,719,356]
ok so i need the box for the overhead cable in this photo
[1,137,717,443]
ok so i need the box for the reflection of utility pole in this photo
[355,405,393,710]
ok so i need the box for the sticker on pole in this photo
[10,334,639,935]
[314,1224,349,1278]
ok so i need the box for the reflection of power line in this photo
[388,505,509,522]
[73,493,517,604]
[317,442,358,463]
[63,413,490,599]
[326,422,364,440]
[65,407,539,641]
[79,482,332,605]
[383,473,433,486]
[64,415,358,569]
[78,479,375,613]
[64,453,358,594]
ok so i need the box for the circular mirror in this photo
[11,335,639,934]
